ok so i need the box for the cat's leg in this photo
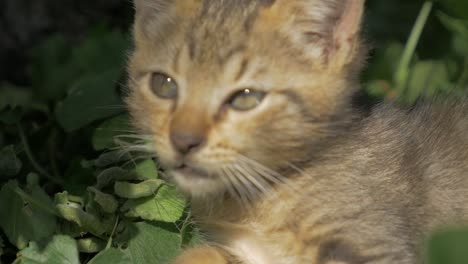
[172,246,239,264]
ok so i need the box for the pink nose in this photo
[170,131,205,154]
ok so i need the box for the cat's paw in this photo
[172,246,229,264]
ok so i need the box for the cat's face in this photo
[127,0,364,198]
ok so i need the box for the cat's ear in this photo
[262,0,365,69]
[132,0,176,40]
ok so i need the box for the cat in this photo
[126,0,468,263]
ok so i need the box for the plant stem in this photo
[17,123,63,185]
[395,1,433,95]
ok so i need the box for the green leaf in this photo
[135,159,159,180]
[122,184,186,222]
[0,181,57,249]
[55,69,124,132]
[77,237,106,253]
[15,235,80,264]
[438,12,468,57]
[87,187,119,214]
[88,248,131,264]
[427,228,468,264]
[92,114,131,151]
[93,151,132,168]
[114,179,165,199]
[95,167,135,189]
[365,42,405,81]
[56,203,108,237]
[436,0,468,20]
[116,222,181,264]
[0,145,22,179]
[0,85,47,123]
[405,60,450,104]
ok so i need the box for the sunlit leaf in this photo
[116,222,181,264]
[114,179,165,199]
[88,248,131,264]
[122,184,186,222]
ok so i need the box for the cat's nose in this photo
[170,131,205,154]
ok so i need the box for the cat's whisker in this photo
[237,155,300,196]
[233,163,271,196]
[226,165,260,203]
[218,168,244,209]
[222,167,253,211]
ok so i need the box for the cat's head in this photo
[126,0,365,198]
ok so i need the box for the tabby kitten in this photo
[126,0,468,263]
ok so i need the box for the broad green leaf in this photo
[0,85,47,123]
[0,145,22,179]
[77,237,106,253]
[94,151,132,168]
[405,61,450,104]
[88,248,131,264]
[135,159,159,180]
[69,30,129,75]
[15,235,79,264]
[0,181,56,249]
[55,69,124,132]
[116,222,181,264]
[95,167,134,189]
[29,34,75,101]
[0,85,32,110]
[56,204,109,237]
[114,179,165,199]
[92,114,131,151]
[87,187,119,214]
[122,184,186,222]
[427,228,468,264]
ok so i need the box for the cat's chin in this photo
[170,168,225,198]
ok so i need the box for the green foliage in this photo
[0,1,466,263]
[364,1,468,104]
[427,227,468,264]
[0,24,199,263]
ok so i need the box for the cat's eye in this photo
[150,73,178,99]
[228,89,266,111]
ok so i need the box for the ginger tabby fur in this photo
[126,0,468,263]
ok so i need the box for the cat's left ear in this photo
[258,0,365,69]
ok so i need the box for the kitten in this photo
[126,0,468,263]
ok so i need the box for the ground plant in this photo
[0,1,467,263]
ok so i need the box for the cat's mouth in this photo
[173,164,212,179]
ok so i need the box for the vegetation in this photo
[0,1,467,263]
